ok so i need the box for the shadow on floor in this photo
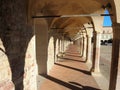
[58,57,85,63]
[55,63,91,75]
[40,74,100,90]
[69,81,100,90]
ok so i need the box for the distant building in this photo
[101,26,113,41]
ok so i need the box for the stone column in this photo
[86,35,92,63]
[60,36,65,53]
[47,37,54,73]
[91,31,101,73]
[109,23,120,90]
[53,38,59,63]
[64,40,68,51]
[79,38,82,55]
[62,37,65,53]
[58,39,60,53]
[58,39,64,58]
[83,35,87,58]
[35,19,48,75]
[76,39,81,53]
[80,37,83,56]
[0,39,14,90]
[60,40,62,53]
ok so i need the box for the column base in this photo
[92,71,101,76]
[86,59,92,64]
[56,52,65,62]
[57,52,65,57]
[91,68,101,76]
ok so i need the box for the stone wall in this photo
[0,0,37,90]
[0,39,14,90]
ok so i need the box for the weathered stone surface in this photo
[0,80,14,90]
[0,0,37,90]
[47,37,55,73]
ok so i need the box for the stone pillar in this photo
[91,31,101,73]
[62,37,65,53]
[35,19,48,75]
[83,35,87,58]
[60,40,62,53]
[47,37,54,73]
[76,39,80,53]
[109,23,120,90]
[0,0,38,89]
[57,39,64,58]
[64,40,67,51]
[55,39,59,58]
[86,35,92,63]
[61,36,64,53]
[0,39,14,90]
[24,35,38,90]
[58,39,61,53]
[80,37,83,56]
[79,38,82,56]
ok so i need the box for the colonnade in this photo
[72,22,120,90]
[35,20,120,90]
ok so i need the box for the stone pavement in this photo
[38,44,100,90]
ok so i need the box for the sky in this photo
[103,9,112,26]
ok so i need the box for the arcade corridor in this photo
[0,0,120,90]
[38,44,100,90]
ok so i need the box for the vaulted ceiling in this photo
[29,0,108,39]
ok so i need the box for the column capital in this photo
[87,34,92,38]
[87,33,93,38]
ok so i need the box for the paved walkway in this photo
[38,44,100,90]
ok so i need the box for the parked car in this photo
[101,39,112,45]
[108,38,112,43]
[107,39,112,45]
